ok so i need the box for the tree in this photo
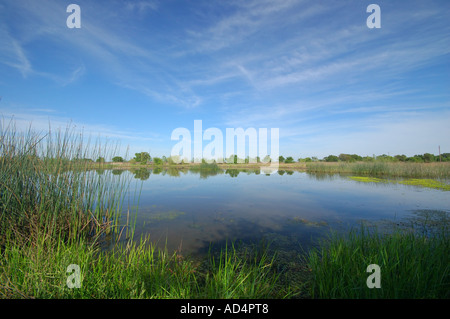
[324,155,339,162]
[153,157,163,165]
[279,156,285,163]
[338,154,362,162]
[168,155,180,165]
[377,154,397,162]
[263,155,271,163]
[112,156,124,163]
[285,156,295,163]
[339,153,352,162]
[133,168,150,181]
[441,153,450,162]
[395,154,407,162]
[423,153,435,163]
[407,156,424,163]
[134,152,151,164]
[96,157,105,163]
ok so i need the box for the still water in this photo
[107,168,450,256]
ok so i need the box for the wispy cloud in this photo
[1,0,449,157]
[0,26,32,78]
[0,0,199,108]
[125,1,158,15]
[0,107,162,145]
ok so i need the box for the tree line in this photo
[317,153,450,163]
[90,151,450,164]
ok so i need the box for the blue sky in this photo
[1,0,449,160]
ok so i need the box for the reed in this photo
[306,224,449,298]
[306,161,450,178]
[0,120,131,247]
[0,235,286,298]
[202,242,281,299]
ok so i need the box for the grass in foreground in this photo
[2,225,448,299]
[0,237,287,299]
[306,225,449,298]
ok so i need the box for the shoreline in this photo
[87,161,450,178]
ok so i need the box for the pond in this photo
[103,167,450,257]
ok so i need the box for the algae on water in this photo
[348,176,450,191]
[146,210,186,222]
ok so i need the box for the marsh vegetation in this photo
[1,122,448,299]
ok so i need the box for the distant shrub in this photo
[112,156,124,163]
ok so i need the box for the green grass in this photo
[306,225,449,298]
[0,235,287,298]
[307,161,450,178]
[202,242,283,298]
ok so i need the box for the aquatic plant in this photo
[348,176,450,191]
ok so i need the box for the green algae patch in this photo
[348,176,385,183]
[147,210,186,222]
[348,176,450,191]
[398,179,450,191]
[288,217,328,227]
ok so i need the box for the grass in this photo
[306,224,449,298]
[0,235,287,298]
[202,242,284,298]
[307,161,450,178]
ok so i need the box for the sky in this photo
[0,0,449,160]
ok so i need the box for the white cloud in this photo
[0,108,162,149]
[0,26,32,78]
[125,1,158,14]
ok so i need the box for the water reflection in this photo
[306,172,341,181]
[95,167,450,256]
[132,168,150,180]
[97,167,308,180]
[111,169,124,176]
[399,209,449,236]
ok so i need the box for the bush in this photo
[112,156,124,163]
[285,156,295,163]
[324,155,339,162]
[153,157,163,165]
